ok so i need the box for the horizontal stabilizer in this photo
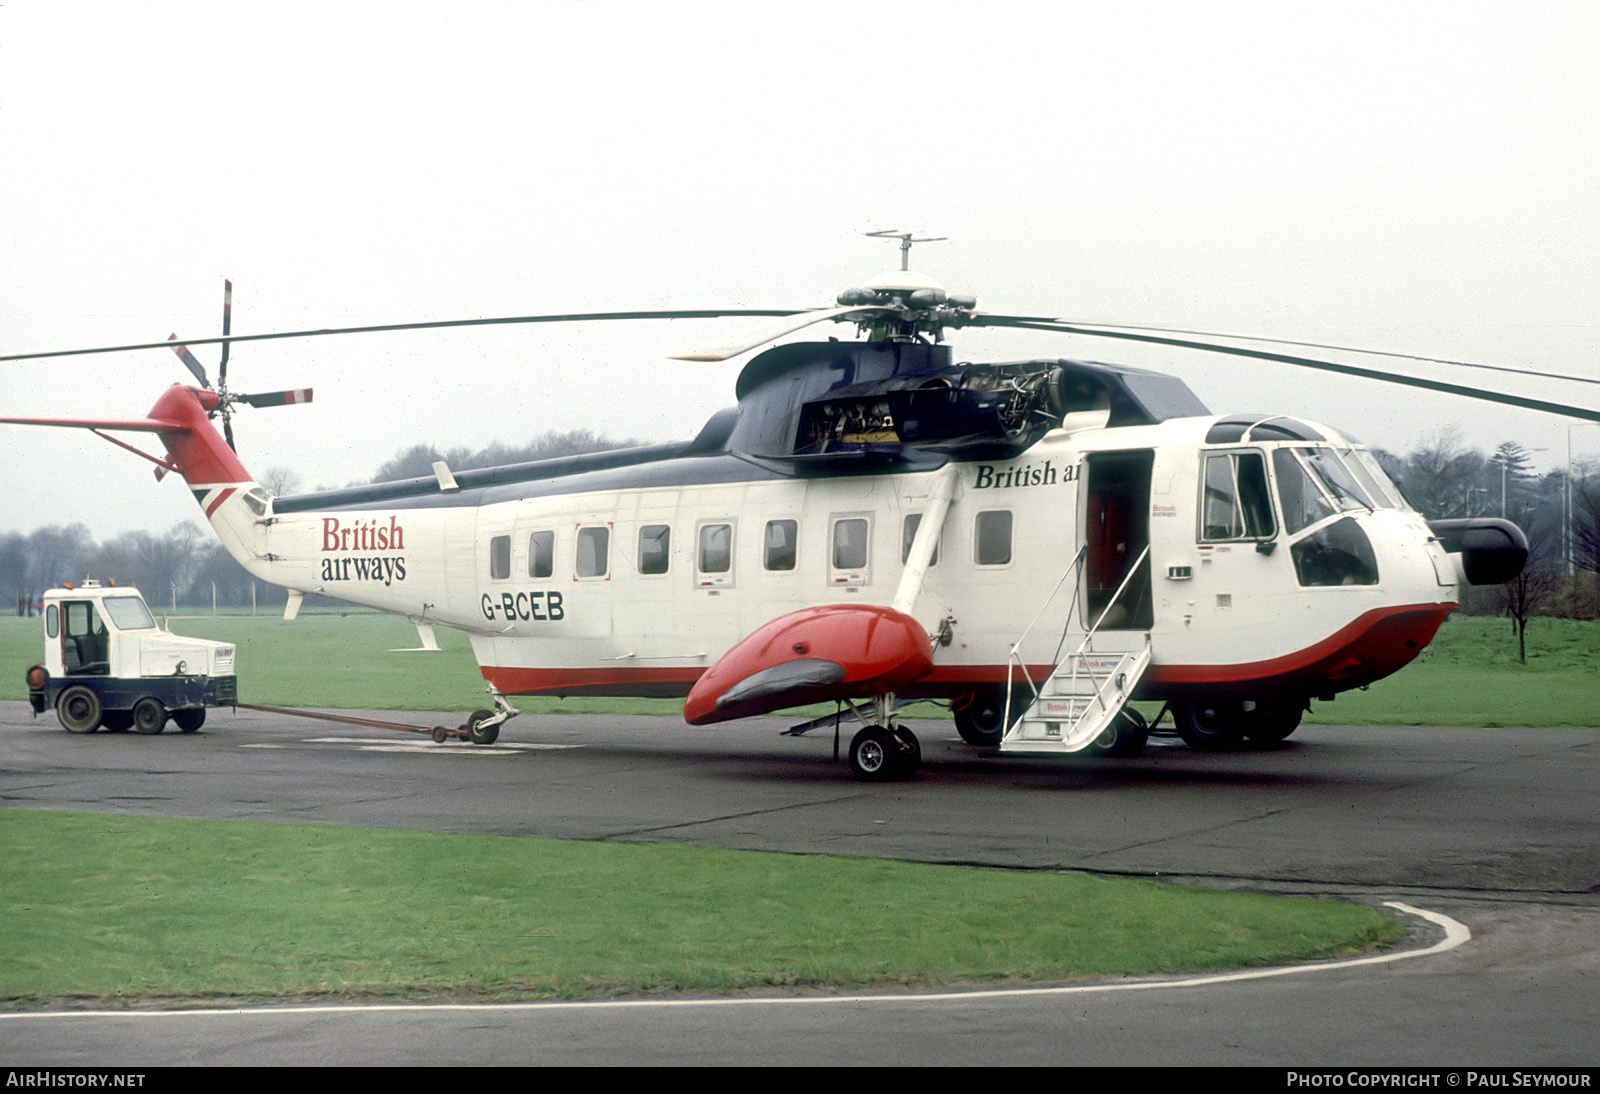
[0,414,190,433]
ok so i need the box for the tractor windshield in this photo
[101,596,156,630]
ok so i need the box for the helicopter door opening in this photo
[1082,450,1154,630]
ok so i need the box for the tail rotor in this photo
[167,279,313,451]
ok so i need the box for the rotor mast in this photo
[866,229,947,273]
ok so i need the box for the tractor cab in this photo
[25,582,237,734]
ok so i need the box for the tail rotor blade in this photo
[167,336,210,388]
[237,388,313,408]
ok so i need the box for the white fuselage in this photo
[202,414,1460,704]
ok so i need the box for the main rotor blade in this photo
[167,336,210,388]
[1,309,804,363]
[218,279,233,387]
[669,305,897,362]
[973,316,1600,388]
[237,388,313,408]
[975,316,1600,423]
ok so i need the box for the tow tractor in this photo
[24,581,237,734]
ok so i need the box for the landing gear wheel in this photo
[1174,700,1244,750]
[1242,700,1302,744]
[1084,706,1149,758]
[466,709,500,746]
[132,698,167,735]
[171,709,205,733]
[952,685,1019,747]
[892,725,921,777]
[57,686,102,733]
[431,725,448,744]
[849,726,912,782]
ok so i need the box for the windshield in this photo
[1346,448,1412,511]
[1273,445,1410,535]
[101,596,156,630]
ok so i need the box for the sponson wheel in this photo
[1084,706,1149,758]
[849,726,913,781]
[892,725,921,777]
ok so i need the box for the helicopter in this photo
[4,233,1565,781]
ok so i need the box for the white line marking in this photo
[0,902,1468,1020]
[239,737,578,754]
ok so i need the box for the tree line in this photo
[5,430,1599,619]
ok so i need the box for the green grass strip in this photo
[0,810,1402,1007]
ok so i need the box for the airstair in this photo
[999,545,1152,755]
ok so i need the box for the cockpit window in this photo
[1201,451,1275,540]
[1301,448,1373,511]
[1346,448,1411,511]
[1273,449,1337,534]
[1274,447,1384,533]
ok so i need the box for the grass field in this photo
[6,610,1536,1008]
[0,810,1405,1007]
[2,611,1595,725]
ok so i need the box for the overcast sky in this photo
[3,0,1598,536]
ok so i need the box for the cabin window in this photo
[576,526,609,578]
[638,524,671,575]
[699,523,732,571]
[242,487,270,516]
[764,520,797,571]
[974,510,1013,566]
[901,514,939,566]
[829,517,871,586]
[833,518,868,570]
[528,531,554,578]
[45,604,58,638]
[489,535,511,580]
[1201,451,1275,541]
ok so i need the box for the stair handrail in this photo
[1004,543,1151,736]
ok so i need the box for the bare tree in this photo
[1502,520,1560,663]
[1400,429,1485,520]
[1575,471,1600,574]
[260,465,304,497]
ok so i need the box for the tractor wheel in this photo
[57,686,103,733]
[132,698,167,735]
